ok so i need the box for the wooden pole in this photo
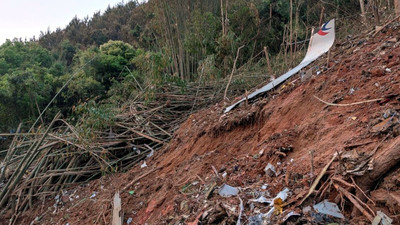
[263,46,273,78]
[326,50,331,67]
[396,0,400,17]
[372,0,380,24]
[319,6,325,27]
[112,192,122,225]
[289,0,293,65]
[359,0,367,24]
[269,3,272,29]
[220,0,225,36]
[224,45,244,102]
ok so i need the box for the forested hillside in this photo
[0,0,389,131]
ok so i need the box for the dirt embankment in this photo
[9,23,400,225]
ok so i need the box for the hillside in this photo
[8,19,400,225]
[0,0,365,131]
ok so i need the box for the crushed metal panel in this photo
[224,19,335,113]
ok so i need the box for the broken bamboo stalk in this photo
[224,45,245,102]
[314,95,383,107]
[334,183,374,221]
[299,153,337,205]
[112,192,122,225]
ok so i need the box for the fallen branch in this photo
[350,176,376,206]
[112,192,122,225]
[334,183,374,221]
[299,153,337,205]
[332,176,355,188]
[313,95,383,107]
[116,123,166,144]
[373,15,400,36]
[224,45,245,101]
[121,168,159,192]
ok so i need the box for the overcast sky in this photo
[0,0,140,44]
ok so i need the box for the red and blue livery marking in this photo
[317,21,331,36]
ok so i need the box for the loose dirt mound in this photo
[8,23,400,225]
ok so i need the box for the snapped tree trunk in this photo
[395,0,400,16]
[289,0,293,64]
[356,135,400,191]
[359,0,367,24]
[370,0,380,24]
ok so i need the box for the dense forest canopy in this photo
[0,0,393,132]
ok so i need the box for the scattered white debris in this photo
[313,199,344,219]
[264,188,291,220]
[264,163,277,177]
[146,150,154,158]
[127,218,133,224]
[218,184,239,197]
[248,214,264,225]
[377,211,393,225]
[303,206,312,214]
[250,196,271,204]
[140,161,147,168]
[270,188,290,207]
[90,192,97,199]
[282,211,301,222]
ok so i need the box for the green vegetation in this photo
[0,0,391,132]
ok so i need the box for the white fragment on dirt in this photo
[377,211,393,225]
[270,188,290,207]
[218,184,239,197]
[313,199,345,219]
[250,196,271,204]
[264,163,277,177]
[127,218,133,224]
[90,192,97,199]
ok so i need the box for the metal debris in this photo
[270,188,290,207]
[127,218,133,225]
[250,196,271,204]
[377,211,393,225]
[313,200,345,219]
[303,206,312,214]
[264,163,277,177]
[282,211,301,222]
[218,184,239,197]
[90,192,97,199]
[248,214,264,225]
